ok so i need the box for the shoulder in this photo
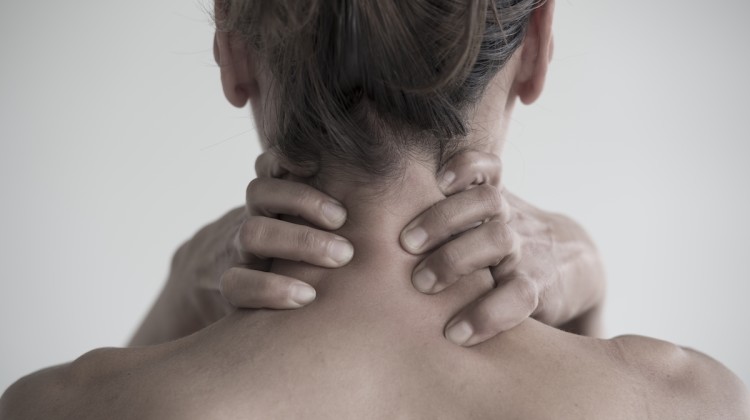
[0,348,128,420]
[1,346,189,420]
[1,363,70,420]
[608,334,750,419]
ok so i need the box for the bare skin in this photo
[2,162,747,419]
[128,150,605,347]
[130,0,605,347]
[3,0,748,418]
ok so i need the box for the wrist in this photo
[505,191,606,332]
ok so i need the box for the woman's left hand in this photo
[400,151,606,346]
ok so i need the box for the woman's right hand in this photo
[217,152,353,309]
[130,152,352,345]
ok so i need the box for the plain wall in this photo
[1,0,748,392]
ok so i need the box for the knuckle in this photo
[499,251,521,273]
[514,274,540,311]
[477,185,503,214]
[219,268,240,298]
[534,292,561,323]
[432,208,453,228]
[246,177,263,200]
[298,188,324,213]
[472,301,501,330]
[487,221,512,253]
[488,248,506,268]
[241,217,261,239]
[427,203,457,229]
[438,245,464,273]
[508,230,522,255]
[282,183,325,220]
[296,228,320,252]
[237,220,252,244]
[499,231,522,269]
[495,231,521,273]
[239,217,269,251]
[414,209,453,236]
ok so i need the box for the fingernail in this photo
[322,201,347,226]
[290,283,316,306]
[403,227,428,252]
[413,268,437,293]
[446,320,474,346]
[438,170,456,192]
[329,238,354,265]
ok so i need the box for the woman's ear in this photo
[214,31,258,108]
[214,1,257,108]
[513,0,555,105]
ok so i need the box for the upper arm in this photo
[610,335,750,419]
[678,345,750,419]
[129,206,245,347]
[0,348,121,420]
[0,363,72,420]
[1,347,157,420]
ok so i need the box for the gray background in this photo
[1,0,749,391]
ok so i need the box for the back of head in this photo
[218,0,539,178]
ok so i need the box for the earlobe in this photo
[215,30,255,108]
[514,0,555,105]
[213,32,220,66]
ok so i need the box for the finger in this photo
[246,177,347,229]
[254,151,318,178]
[236,217,354,267]
[255,152,289,178]
[401,184,508,254]
[412,220,520,294]
[444,273,539,347]
[438,151,502,196]
[220,267,316,309]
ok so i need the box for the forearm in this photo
[130,207,244,346]
[129,273,213,346]
[506,192,606,336]
[545,211,606,336]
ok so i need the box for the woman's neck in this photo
[270,159,445,287]
[268,158,496,321]
[266,84,515,290]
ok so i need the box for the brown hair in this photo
[218,0,539,177]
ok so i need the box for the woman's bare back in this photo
[44,256,741,420]
[4,167,747,419]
